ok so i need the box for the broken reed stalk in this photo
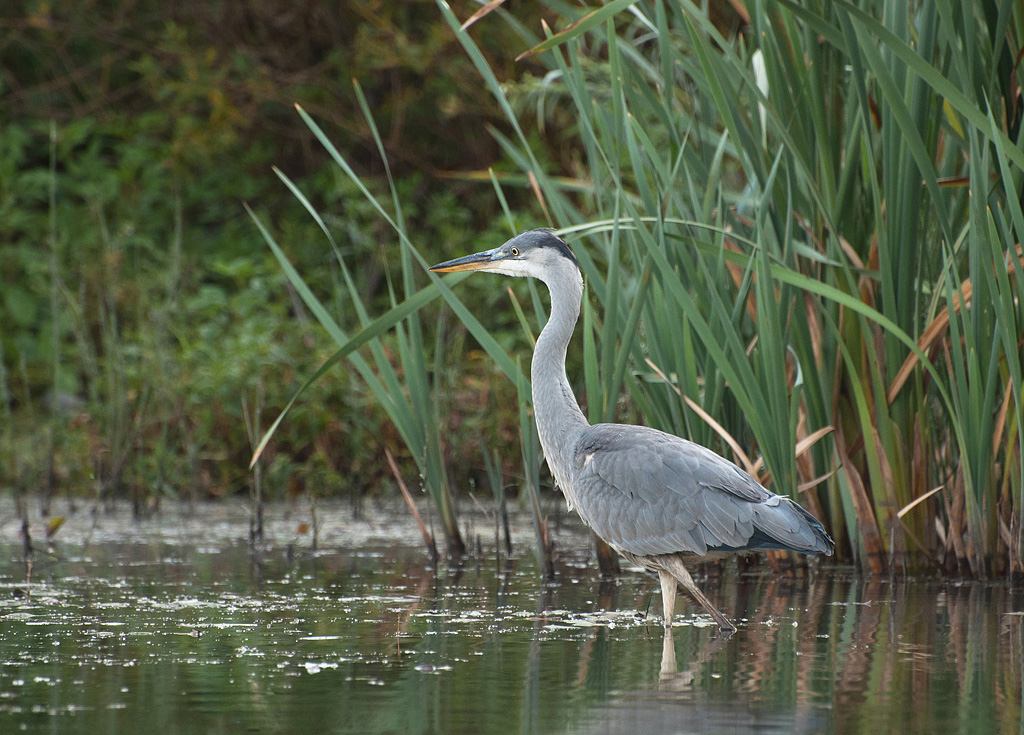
[500,495,512,557]
[480,441,513,557]
[594,534,621,577]
[834,429,887,574]
[241,384,264,549]
[310,494,319,551]
[525,477,555,582]
[21,516,32,560]
[385,448,439,564]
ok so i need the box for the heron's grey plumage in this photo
[572,423,832,557]
[430,229,834,633]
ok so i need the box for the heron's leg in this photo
[664,558,736,632]
[660,625,677,677]
[658,569,677,626]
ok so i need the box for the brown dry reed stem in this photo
[385,448,439,565]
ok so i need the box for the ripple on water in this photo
[1,499,1021,735]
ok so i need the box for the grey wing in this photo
[570,423,833,557]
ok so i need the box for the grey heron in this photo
[430,229,834,632]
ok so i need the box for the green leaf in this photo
[517,0,641,58]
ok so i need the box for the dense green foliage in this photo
[257,0,1024,576]
[0,1,543,505]
[431,0,1024,576]
[5,1,1024,579]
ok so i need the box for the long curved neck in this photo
[532,263,589,491]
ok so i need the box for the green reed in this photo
[439,0,1024,575]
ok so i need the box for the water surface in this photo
[1,498,1021,734]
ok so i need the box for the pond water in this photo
[1,496,1021,734]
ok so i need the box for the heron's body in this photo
[431,229,833,632]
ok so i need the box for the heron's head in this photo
[429,229,579,280]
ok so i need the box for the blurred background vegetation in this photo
[0,0,557,510]
[3,1,1023,580]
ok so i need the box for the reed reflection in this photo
[644,568,1023,735]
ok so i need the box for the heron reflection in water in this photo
[430,230,833,633]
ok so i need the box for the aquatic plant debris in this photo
[1,498,1022,734]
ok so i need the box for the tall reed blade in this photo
[437,0,1024,575]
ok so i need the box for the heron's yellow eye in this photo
[510,247,520,256]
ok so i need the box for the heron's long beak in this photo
[429,247,502,273]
